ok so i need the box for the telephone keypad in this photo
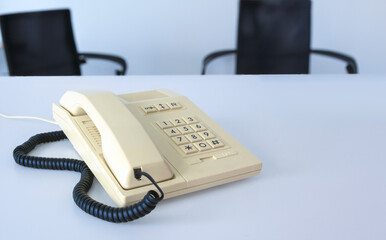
[157,116,225,155]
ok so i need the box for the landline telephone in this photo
[13,89,262,222]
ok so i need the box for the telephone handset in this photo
[52,89,262,207]
[56,91,173,190]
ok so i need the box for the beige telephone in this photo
[53,89,262,207]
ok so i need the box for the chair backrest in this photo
[0,9,81,76]
[236,0,311,74]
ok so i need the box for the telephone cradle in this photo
[13,89,262,222]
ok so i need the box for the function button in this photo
[157,120,173,129]
[183,116,198,124]
[171,135,189,145]
[170,118,185,126]
[198,131,215,140]
[141,105,157,113]
[164,128,181,137]
[155,103,170,111]
[179,144,198,154]
[185,133,203,142]
[177,125,194,134]
[190,123,206,132]
[207,138,225,148]
[167,102,182,109]
[194,141,212,152]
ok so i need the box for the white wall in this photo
[0,0,385,75]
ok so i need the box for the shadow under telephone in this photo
[13,89,262,222]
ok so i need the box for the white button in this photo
[198,131,215,140]
[167,102,182,109]
[164,128,181,137]
[177,125,194,134]
[141,105,157,113]
[179,144,198,154]
[194,141,212,151]
[185,133,203,142]
[190,123,206,132]
[170,118,185,126]
[157,120,173,129]
[207,138,224,148]
[171,135,189,145]
[183,116,198,124]
[155,103,170,111]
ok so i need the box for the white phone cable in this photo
[0,112,58,125]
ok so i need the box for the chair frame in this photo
[0,9,127,76]
[201,0,358,75]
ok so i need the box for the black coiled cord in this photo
[13,131,164,223]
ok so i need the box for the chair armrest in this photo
[310,49,358,74]
[201,50,237,74]
[78,52,127,75]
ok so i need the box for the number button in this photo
[177,125,194,134]
[179,144,198,154]
[183,116,198,124]
[171,135,189,145]
[207,138,225,148]
[164,128,180,137]
[167,102,182,109]
[157,120,173,129]
[194,142,212,151]
[190,123,206,132]
[198,131,215,140]
[141,105,157,113]
[185,133,203,142]
[155,103,170,111]
[171,118,185,126]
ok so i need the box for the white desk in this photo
[0,75,385,240]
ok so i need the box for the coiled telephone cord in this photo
[13,131,164,223]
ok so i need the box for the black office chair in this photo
[0,9,127,76]
[202,0,358,75]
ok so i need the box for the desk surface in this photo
[0,75,385,240]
